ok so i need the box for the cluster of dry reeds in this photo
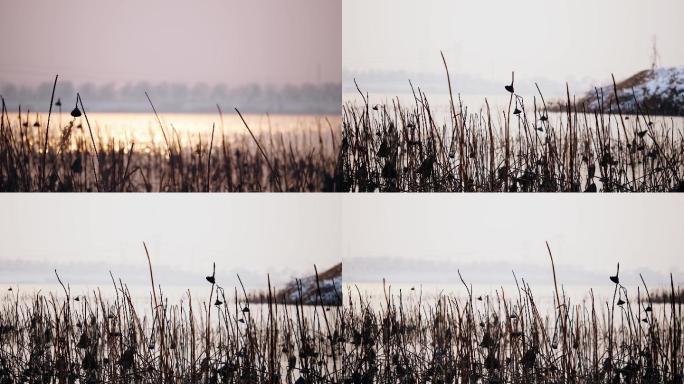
[342,245,683,383]
[0,78,341,192]
[0,255,342,383]
[340,56,684,192]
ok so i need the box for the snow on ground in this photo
[585,66,684,115]
[285,273,341,306]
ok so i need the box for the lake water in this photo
[18,112,340,147]
[344,92,514,113]
[344,281,670,316]
[1,283,336,321]
[343,91,684,129]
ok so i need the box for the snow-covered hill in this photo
[282,263,341,306]
[250,264,342,306]
[576,67,684,115]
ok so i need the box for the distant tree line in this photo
[0,81,341,114]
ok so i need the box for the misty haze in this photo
[0,0,343,192]
[341,0,684,192]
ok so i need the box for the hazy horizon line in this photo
[344,256,682,288]
[1,80,341,114]
[341,65,683,97]
[0,257,340,290]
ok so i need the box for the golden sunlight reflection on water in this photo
[29,112,340,147]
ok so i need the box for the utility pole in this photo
[650,35,660,72]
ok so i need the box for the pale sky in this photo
[2,194,682,289]
[0,195,342,287]
[341,195,684,280]
[344,0,684,87]
[0,0,341,87]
